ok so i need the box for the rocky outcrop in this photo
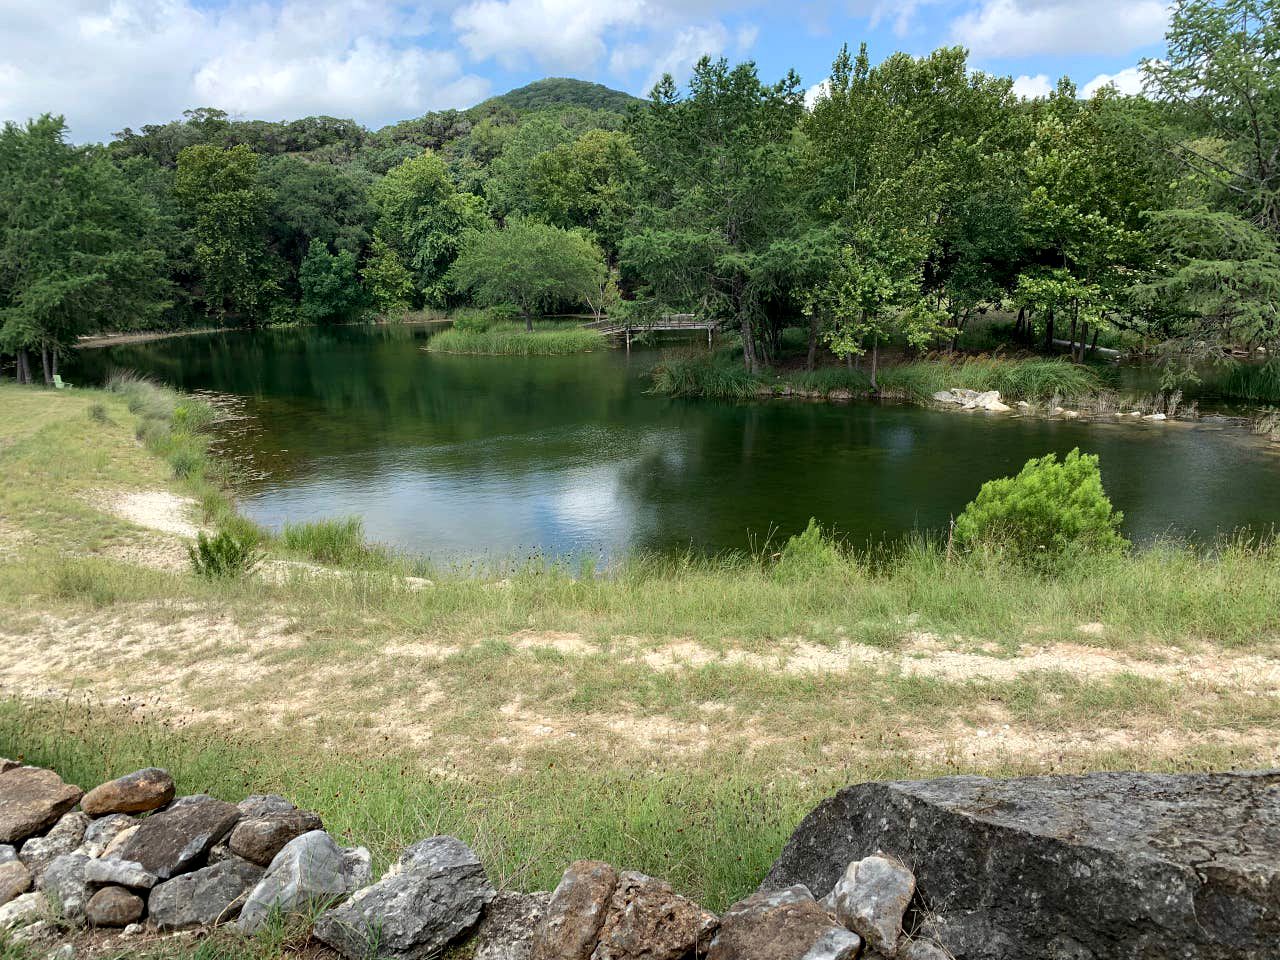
[314,836,493,959]
[115,794,240,880]
[19,812,87,883]
[83,857,157,890]
[227,804,323,866]
[79,814,135,858]
[80,769,175,817]
[932,389,1011,412]
[707,886,861,960]
[474,891,550,960]
[148,857,263,930]
[0,859,32,906]
[237,829,371,934]
[827,854,915,954]
[763,771,1280,960]
[0,768,83,845]
[41,853,92,922]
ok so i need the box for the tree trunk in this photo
[1016,305,1026,342]
[805,314,819,371]
[51,349,58,378]
[1090,327,1100,356]
[16,350,30,384]
[1043,309,1055,352]
[1068,316,1078,356]
[740,314,757,373]
[870,334,880,392]
[524,313,533,333]
[41,343,52,385]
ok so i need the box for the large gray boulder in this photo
[228,806,323,866]
[473,891,550,960]
[83,858,157,890]
[237,829,371,934]
[762,771,1280,960]
[0,768,83,845]
[148,857,263,930]
[313,836,494,960]
[114,794,241,880]
[78,814,135,858]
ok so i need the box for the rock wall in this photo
[2,761,1277,959]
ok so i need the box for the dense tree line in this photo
[2,0,1277,384]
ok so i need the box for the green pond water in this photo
[71,324,1280,562]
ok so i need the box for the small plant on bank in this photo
[281,516,385,566]
[189,530,260,580]
[86,402,111,424]
[774,518,848,580]
[953,448,1128,563]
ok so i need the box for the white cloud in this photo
[0,0,490,142]
[953,0,1169,57]
[1011,73,1054,99]
[1082,65,1145,97]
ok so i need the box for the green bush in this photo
[87,402,111,424]
[649,355,765,400]
[953,448,1128,562]
[774,519,847,579]
[188,530,260,579]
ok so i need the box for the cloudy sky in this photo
[0,0,1170,143]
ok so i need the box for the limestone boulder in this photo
[0,767,83,845]
[228,808,323,867]
[42,853,92,923]
[474,891,550,960]
[81,769,175,817]
[20,812,88,883]
[237,795,297,819]
[762,771,1280,960]
[114,794,240,880]
[707,885,861,960]
[83,857,157,890]
[78,814,135,859]
[85,886,144,928]
[313,836,494,960]
[0,845,15,864]
[0,891,45,929]
[531,860,618,960]
[590,871,717,960]
[0,860,32,906]
[237,829,371,934]
[149,857,263,930]
[828,854,915,954]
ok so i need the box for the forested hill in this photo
[478,78,642,114]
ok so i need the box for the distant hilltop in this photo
[475,77,644,114]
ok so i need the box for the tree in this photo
[299,241,367,324]
[174,143,278,326]
[262,155,373,287]
[0,115,168,382]
[371,151,485,306]
[447,219,607,328]
[1136,0,1280,362]
[361,236,415,317]
[624,58,806,371]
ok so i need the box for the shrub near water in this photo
[281,516,385,566]
[953,448,1128,563]
[189,530,261,579]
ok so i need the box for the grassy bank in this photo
[1,380,1278,932]
[427,322,605,356]
[650,351,1101,403]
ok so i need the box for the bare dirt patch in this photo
[109,490,202,539]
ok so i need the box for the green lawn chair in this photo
[52,374,71,389]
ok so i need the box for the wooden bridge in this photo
[583,314,721,346]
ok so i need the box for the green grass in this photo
[427,323,605,356]
[876,357,1101,402]
[280,517,387,567]
[650,353,1099,404]
[1206,360,1280,403]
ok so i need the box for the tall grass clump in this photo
[878,357,1099,401]
[428,323,604,356]
[1212,360,1280,403]
[106,371,219,482]
[650,355,765,400]
[280,516,387,566]
[780,367,872,397]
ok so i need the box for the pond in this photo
[71,324,1280,562]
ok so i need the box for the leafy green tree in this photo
[953,448,1128,563]
[263,155,373,277]
[624,58,805,371]
[371,151,485,305]
[174,143,278,326]
[1137,0,1280,362]
[299,241,367,324]
[0,115,168,382]
[448,219,607,329]
[361,236,415,317]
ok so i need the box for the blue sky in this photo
[0,1,1170,143]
